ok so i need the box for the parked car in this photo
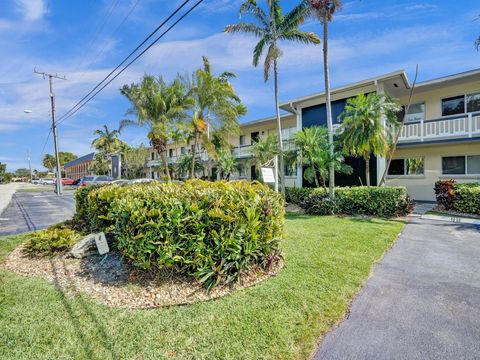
[111,179,131,185]
[78,175,114,187]
[41,178,55,185]
[31,178,41,184]
[58,178,75,185]
[130,178,156,184]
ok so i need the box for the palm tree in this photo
[225,0,320,193]
[42,154,55,172]
[293,126,351,188]
[339,93,400,186]
[216,148,236,180]
[121,75,194,181]
[186,56,246,179]
[91,125,122,154]
[170,127,185,159]
[307,0,342,198]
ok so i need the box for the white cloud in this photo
[15,0,46,21]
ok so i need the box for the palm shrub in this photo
[293,126,352,187]
[339,93,400,186]
[25,226,81,256]
[74,180,285,290]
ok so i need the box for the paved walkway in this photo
[314,218,480,360]
[0,191,75,235]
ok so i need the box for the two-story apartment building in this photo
[148,68,480,201]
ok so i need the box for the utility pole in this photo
[27,149,32,182]
[34,68,66,195]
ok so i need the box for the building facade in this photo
[148,69,480,201]
[64,152,95,180]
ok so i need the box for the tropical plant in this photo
[306,0,342,199]
[122,144,150,179]
[89,153,110,175]
[216,148,236,180]
[185,56,246,179]
[293,126,351,188]
[42,154,56,171]
[176,153,205,179]
[339,93,401,186]
[250,133,280,181]
[91,125,122,154]
[121,75,194,180]
[170,127,186,159]
[225,0,320,193]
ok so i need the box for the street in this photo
[0,190,75,235]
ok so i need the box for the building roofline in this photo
[280,69,410,111]
[64,152,95,168]
[239,113,294,127]
[414,68,480,88]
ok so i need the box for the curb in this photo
[421,213,480,225]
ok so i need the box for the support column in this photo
[375,81,386,186]
[294,105,303,188]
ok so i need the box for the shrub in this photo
[453,183,480,215]
[285,187,315,205]
[301,186,412,218]
[74,180,285,290]
[301,190,337,215]
[24,227,80,256]
[434,180,455,210]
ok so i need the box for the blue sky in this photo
[0,0,479,171]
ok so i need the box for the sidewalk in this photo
[313,217,480,360]
[0,182,22,216]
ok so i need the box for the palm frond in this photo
[239,0,269,26]
[280,30,320,45]
[224,23,264,37]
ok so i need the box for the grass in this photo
[0,215,405,360]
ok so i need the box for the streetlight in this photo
[23,109,33,114]
[23,110,33,182]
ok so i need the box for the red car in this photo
[61,178,75,185]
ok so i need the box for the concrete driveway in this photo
[314,218,480,360]
[0,190,75,235]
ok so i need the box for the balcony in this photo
[232,139,296,159]
[398,112,480,143]
[147,151,209,167]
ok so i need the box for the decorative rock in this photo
[70,234,98,259]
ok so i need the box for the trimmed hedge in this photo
[74,180,284,290]
[285,187,314,205]
[452,183,480,215]
[434,180,480,215]
[286,186,412,217]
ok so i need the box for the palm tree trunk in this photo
[273,58,285,194]
[190,132,199,179]
[365,154,370,187]
[323,17,335,199]
[161,151,171,181]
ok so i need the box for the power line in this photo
[57,0,205,126]
[57,0,192,124]
[40,127,52,157]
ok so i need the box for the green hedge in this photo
[453,183,480,215]
[74,180,284,290]
[293,186,412,217]
[285,187,314,205]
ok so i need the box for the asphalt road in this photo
[314,218,480,360]
[0,191,75,235]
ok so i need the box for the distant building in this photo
[64,152,95,179]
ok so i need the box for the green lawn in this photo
[0,215,404,360]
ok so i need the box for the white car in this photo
[41,178,55,185]
[130,178,156,184]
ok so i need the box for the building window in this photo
[169,149,174,158]
[284,162,297,177]
[151,152,155,161]
[388,157,424,176]
[181,147,186,155]
[239,135,246,146]
[443,155,480,175]
[442,95,465,116]
[466,92,480,113]
[237,164,246,177]
[405,103,425,122]
[281,126,297,140]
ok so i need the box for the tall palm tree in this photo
[121,75,194,180]
[170,127,185,159]
[186,56,246,179]
[307,0,342,198]
[250,133,280,181]
[91,125,122,154]
[339,93,400,186]
[225,0,320,193]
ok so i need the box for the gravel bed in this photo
[5,245,282,309]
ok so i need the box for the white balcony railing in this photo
[398,113,480,143]
[232,139,297,159]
